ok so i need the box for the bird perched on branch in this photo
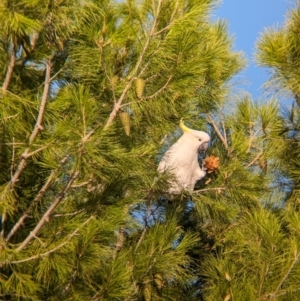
[157,119,210,195]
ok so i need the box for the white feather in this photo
[158,128,210,194]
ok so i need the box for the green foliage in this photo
[1,0,300,300]
[201,209,300,301]
[256,1,300,103]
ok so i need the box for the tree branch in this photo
[22,143,54,159]
[52,209,85,217]
[246,149,263,168]
[144,75,173,100]
[17,170,79,251]
[61,270,78,296]
[272,252,300,300]
[134,226,148,253]
[207,113,228,150]
[9,59,52,189]
[103,0,162,130]
[0,137,16,238]
[9,137,15,179]
[82,121,103,142]
[151,0,180,36]
[1,46,16,93]
[194,187,225,194]
[7,216,94,264]
[247,127,262,153]
[0,213,6,238]
[219,108,228,149]
[115,227,126,254]
[0,68,15,238]
[120,75,173,108]
[5,170,57,242]
[151,24,172,37]
[97,17,117,105]
[29,59,52,144]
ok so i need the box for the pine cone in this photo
[223,293,231,301]
[119,111,130,136]
[154,273,164,289]
[203,156,220,173]
[143,283,152,301]
[135,78,145,99]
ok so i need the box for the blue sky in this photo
[212,0,295,98]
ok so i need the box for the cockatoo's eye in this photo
[198,139,202,141]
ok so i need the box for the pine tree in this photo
[0,0,245,299]
[197,2,300,301]
[4,0,300,301]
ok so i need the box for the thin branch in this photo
[82,121,103,142]
[275,287,300,297]
[53,209,85,217]
[10,137,15,179]
[98,17,117,104]
[9,59,52,189]
[61,270,78,296]
[247,127,262,152]
[130,46,161,80]
[37,67,64,89]
[103,0,162,131]
[49,67,64,82]
[151,24,172,37]
[9,150,28,188]
[194,187,225,194]
[221,120,228,146]
[1,46,16,93]
[0,142,25,146]
[7,216,94,265]
[23,143,53,159]
[246,149,263,168]
[272,252,300,300]
[3,113,20,121]
[4,89,31,101]
[101,54,117,104]
[120,75,173,108]
[144,75,173,100]
[138,60,152,78]
[29,59,52,145]
[258,261,271,299]
[17,170,79,251]
[31,232,45,247]
[150,0,181,37]
[148,203,160,224]
[170,0,180,21]
[71,181,90,188]
[5,169,57,242]
[218,108,228,148]
[115,227,126,254]
[120,98,141,109]
[0,212,6,238]
[1,137,17,238]
[9,115,95,244]
[207,113,228,150]
[134,226,148,253]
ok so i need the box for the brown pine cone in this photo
[203,156,220,173]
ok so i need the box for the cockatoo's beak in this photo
[199,142,209,152]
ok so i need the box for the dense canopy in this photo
[0,0,300,300]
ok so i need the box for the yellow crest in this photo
[179,118,190,133]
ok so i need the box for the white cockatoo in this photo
[157,119,210,195]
